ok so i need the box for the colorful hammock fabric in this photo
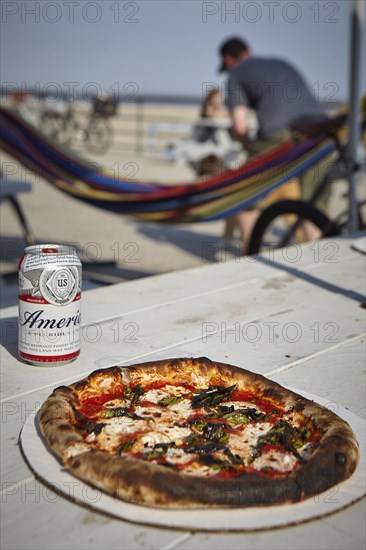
[0,106,337,223]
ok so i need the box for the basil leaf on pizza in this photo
[39,357,359,508]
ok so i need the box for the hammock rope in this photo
[0,106,337,223]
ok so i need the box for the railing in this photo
[111,100,200,155]
[0,88,349,157]
[0,89,202,155]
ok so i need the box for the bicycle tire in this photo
[248,199,340,255]
[39,112,72,146]
[39,112,62,140]
[85,117,113,155]
[64,112,85,148]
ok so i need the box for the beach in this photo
[0,100,357,308]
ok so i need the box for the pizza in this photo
[39,357,359,508]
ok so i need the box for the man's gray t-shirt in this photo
[226,57,326,138]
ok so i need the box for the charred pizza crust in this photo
[39,357,359,508]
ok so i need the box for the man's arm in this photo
[231,105,250,147]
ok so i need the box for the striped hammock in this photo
[0,106,336,223]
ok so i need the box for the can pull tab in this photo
[42,247,58,254]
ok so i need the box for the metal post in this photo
[136,97,144,154]
[346,0,364,234]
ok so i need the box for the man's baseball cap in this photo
[218,37,250,72]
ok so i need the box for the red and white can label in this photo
[18,299,81,362]
[18,247,81,364]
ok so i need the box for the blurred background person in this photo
[166,87,246,173]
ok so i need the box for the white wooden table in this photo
[1,236,365,549]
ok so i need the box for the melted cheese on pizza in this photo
[72,379,319,478]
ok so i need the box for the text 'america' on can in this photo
[18,244,82,366]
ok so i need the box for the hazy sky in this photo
[1,0,364,103]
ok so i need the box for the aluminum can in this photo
[18,244,82,366]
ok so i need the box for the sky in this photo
[1,0,365,104]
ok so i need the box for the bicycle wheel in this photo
[85,117,113,155]
[65,112,86,149]
[40,112,63,140]
[248,200,340,255]
[39,112,72,146]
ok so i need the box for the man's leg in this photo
[224,215,237,243]
[236,208,261,254]
[235,130,293,253]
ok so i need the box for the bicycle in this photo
[39,96,117,155]
[39,101,74,146]
[247,113,366,255]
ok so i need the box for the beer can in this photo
[18,244,82,366]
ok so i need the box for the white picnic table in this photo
[1,236,365,549]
